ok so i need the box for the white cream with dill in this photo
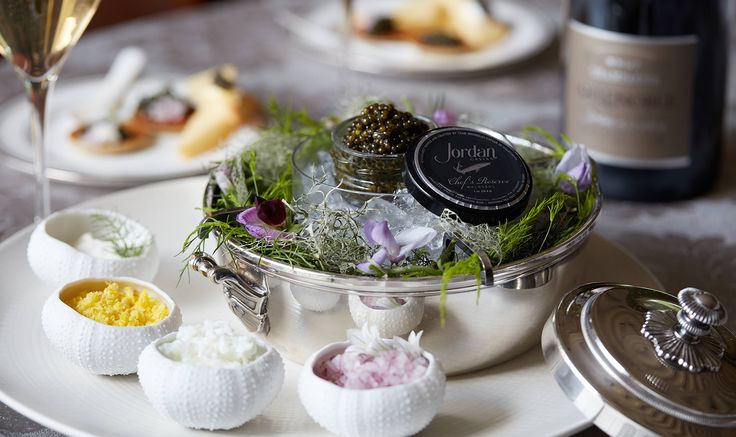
[89,213,150,258]
[73,232,121,259]
[27,209,159,288]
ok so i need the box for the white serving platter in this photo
[0,176,661,436]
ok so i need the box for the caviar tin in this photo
[404,127,532,225]
[542,283,736,436]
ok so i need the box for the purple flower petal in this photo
[563,161,592,193]
[236,207,263,226]
[358,222,437,272]
[244,224,269,239]
[357,262,373,274]
[237,205,292,241]
[559,179,575,195]
[371,248,389,265]
[245,224,292,241]
[432,108,457,127]
[555,145,592,194]
[363,220,400,257]
[255,197,287,227]
[357,248,389,274]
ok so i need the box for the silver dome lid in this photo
[542,283,736,436]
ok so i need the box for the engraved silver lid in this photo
[542,283,736,436]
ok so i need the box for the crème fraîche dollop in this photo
[65,282,169,326]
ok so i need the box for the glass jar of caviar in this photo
[331,104,435,194]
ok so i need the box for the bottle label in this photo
[565,20,697,169]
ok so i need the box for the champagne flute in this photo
[0,0,100,221]
[339,0,354,91]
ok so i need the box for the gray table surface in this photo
[1,0,734,436]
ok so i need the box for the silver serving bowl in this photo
[190,129,602,375]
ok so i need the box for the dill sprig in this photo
[90,213,150,258]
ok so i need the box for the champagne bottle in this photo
[563,0,729,201]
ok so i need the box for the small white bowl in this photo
[348,295,424,338]
[41,277,182,375]
[138,330,284,430]
[298,341,446,437]
[27,209,159,289]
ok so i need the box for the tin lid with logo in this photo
[403,127,532,225]
[542,283,736,436]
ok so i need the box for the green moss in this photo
[439,255,482,326]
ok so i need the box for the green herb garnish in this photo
[91,213,150,258]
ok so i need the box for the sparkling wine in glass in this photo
[0,0,100,221]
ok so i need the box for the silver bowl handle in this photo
[190,252,270,334]
[642,287,727,372]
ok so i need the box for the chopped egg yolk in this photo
[65,282,169,326]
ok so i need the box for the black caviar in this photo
[342,103,430,155]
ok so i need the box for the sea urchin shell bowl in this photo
[137,331,284,430]
[298,341,445,437]
[348,295,424,338]
[41,277,182,375]
[27,209,159,289]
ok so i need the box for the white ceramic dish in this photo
[27,209,158,288]
[277,0,556,77]
[42,277,182,375]
[0,76,259,187]
[299,340,445,437]
[348,295,424,338]
[138,328,284,430]
[0,177,661,436]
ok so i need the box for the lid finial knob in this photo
[642,287,727,373]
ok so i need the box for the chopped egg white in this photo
[158,321,264,368]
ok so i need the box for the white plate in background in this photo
[0,77,259,187]
[278,0,556,77]
[0,177,661,437]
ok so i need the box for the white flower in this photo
[345,325,393,355]
[345,324,425,358]
[393,330,424,358]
